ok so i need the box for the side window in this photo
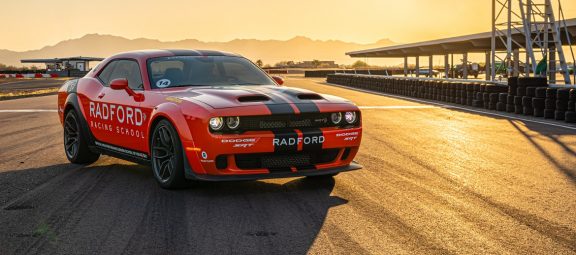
[97,61,117,86]
[98,60,143,90]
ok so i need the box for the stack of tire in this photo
[473,84,484,108]
[506,77,518,113]
[466,83,475,106]
[544,88,557,119]
[556,88,571,121]
[497,92,507,111]
[566,89,576,123]
[486,85,507,110]
[517,77,547,116]
[533,87,547,117]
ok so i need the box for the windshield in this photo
[147,56,275,89]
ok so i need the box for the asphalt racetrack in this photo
[0,76,575,254]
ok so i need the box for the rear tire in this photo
[151,120,188,189]
[64,110,100,164]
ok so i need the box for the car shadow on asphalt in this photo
[0,163,347,255]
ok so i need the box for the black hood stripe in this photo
[239,87,295,115]
[267,87,321,113]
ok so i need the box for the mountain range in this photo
[0,34,395,67]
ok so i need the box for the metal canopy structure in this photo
[21,57,104,64]
[346,18,576,58]
[21,56,104,73]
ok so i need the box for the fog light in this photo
[226,116,240,130]
[344,112,357,124]
[330,112,342,124]
[209,117,224,131]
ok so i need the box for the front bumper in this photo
[185,161,362,181]
[181,126,362,179]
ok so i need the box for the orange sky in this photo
[1,0,575,51]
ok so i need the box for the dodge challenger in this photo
[58,50,362,188]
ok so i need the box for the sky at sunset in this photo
[2,0,575,51]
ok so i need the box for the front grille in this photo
[234,149,340,170]
[210,112,361,134]
[241,113,333,130]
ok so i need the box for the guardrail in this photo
[326,74,576,123]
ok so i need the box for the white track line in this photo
[325,82,576,131]
[0,109,57,113]
[358,105,451,109]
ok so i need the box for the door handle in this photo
[98,93,105,99]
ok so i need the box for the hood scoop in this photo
[237,95,270,102]
[297,93,324,100]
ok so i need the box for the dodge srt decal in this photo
[273,136,325,146]
[221,138,260,148]
[336,131,359,141]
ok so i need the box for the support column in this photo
[549,48,556,84]
[463,53,468,79]
[403,56,408,77]
[451,54,454,78]
[444,54,449,79]
[429,56,433,78]
[513,49,520,77]
[485,51,491,81]
[415,56,420,77]
[525,50,530,76]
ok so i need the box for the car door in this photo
[87,59,147,152]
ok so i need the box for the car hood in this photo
[160,85,351,109]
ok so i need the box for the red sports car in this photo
[58,50,362,188]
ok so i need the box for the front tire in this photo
[64,110,100,164]
[151,120,187,189]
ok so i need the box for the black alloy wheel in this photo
[151,120,187,188]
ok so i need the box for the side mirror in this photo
[109,78,144,102]
[110,78,129,90]
[272,76,284,85]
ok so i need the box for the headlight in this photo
[209,117,224,131]
[344,112,357,124]
[226,116,240,130]
[330,112,342,124]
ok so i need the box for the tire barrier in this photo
[326,74,576,124]
[306,69,394,78]
[545,88,557,119]
[566,89,576,123]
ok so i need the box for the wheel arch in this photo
[146,102,196,154]
[63,93,96,146]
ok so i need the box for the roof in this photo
[21,56,104,63]
[109,49,241,59]
[347,18,576,58]
[21,50,242,64]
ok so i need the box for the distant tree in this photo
[312,60,321,68]
[256,59,263,67]
[351,60,369,68]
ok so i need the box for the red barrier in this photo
[50,73,59,78]
[34,73,43,78]
[15,74,24,78]
[0,74,5,78]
